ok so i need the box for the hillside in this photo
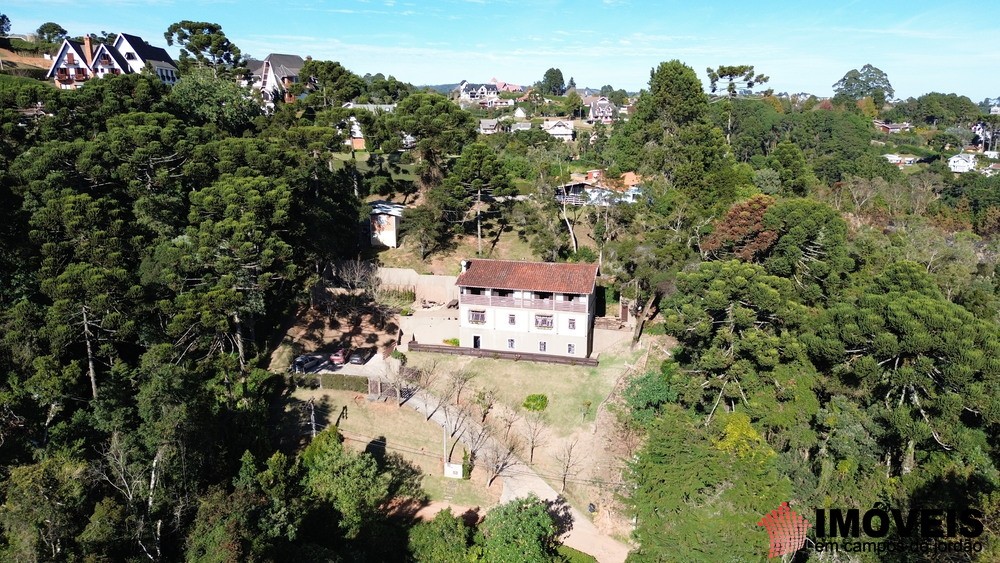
[0,47,50,73]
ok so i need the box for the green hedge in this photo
[291,373,368,393]
[0,68,49,80]
[0,38,56,55]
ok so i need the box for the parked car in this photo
[293,354,323,373]
[348,348,374,365]
[329,348,349,366]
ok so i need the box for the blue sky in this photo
[5,0,999,101]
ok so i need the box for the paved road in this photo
[400,389,631,563]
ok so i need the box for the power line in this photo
[333,428,630,488]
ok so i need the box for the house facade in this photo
[873,119,912,134]
[556,170,643,206]
[456,259,598,358]
[456,81,500,102]
[479,118,501,135]
[949,153,977,173]
[113,33,179,84]
[46,33,178,89]
[46,39,92,89]
[369,201,405,248]
[542,119,574,142]
[587,96,617,124]
[257,53,305,105]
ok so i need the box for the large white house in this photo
[253,53,305,105]
[456,259,598,358]
[949,153,978,173]
[45,33,178,89]
[541,119,575,142]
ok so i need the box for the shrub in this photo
[623,362,680,427]
[461,449,473,479]
[390,349,407,365]
[400,306,413,316]
[644,323,667,335]
[442,338,460,346]
[522,394,548,412]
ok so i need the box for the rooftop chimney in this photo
[83,35,93,68]
[460,260,470,273]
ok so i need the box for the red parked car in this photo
[329,348,349,366]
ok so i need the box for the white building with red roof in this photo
[455,259,598,358]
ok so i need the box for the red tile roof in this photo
[456,259,598,295]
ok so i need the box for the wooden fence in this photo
[407,342,599,367]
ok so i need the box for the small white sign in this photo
[444,462,464,479]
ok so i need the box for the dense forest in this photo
[2,19,1000,561]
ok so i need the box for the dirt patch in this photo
[404,501,485,527]
[0,48,50,70]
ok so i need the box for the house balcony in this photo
[459,294,588,313]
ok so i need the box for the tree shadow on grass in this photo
[545,495,575,536]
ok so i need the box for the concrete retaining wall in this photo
[378,267,459,303]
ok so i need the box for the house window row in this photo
[501,338,576,355]
[479,311,578,330]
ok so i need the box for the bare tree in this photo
[450,369,476,404]
[446,401,474,438]
[554,439,583,493]
[426,385,455,421]
[522,413,548,464]
[335,258,380,293]
[496,405,522,440]
[93,432,144,506]
[474,387,498,423]
[908,172,941,217]
[484,435,522,487]
[844,175,881,213]
[381,356,410,406]
[466,424,492,458]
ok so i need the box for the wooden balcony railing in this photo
[459,294,588,313]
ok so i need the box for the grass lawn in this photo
[376,230,539,275]
[290,388,497,508]
[406,344,641,436]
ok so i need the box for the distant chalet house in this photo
[511,122,532,132]
[342,102,397,113]
[490,77,524,93]
[585,96,617,124]
[873,119,912,134]
[948,153,978,173]
[991,106,1000,115]
[46,33,178,89]
[541,119,575,142]
[482,98,515,108]
[456,259,599,358]
[256,53,305,105]
[984,163,1000,177]
[339,103,397,150]
[369,201,405,248]
[513,107,527,119]
[456,80,500,102]
[883,153,917,167]
[556,170,643,207]
[345,116,366,150]
[479,118,501,135]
